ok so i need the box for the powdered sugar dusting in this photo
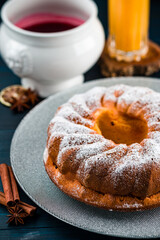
[78,144,128,176]
[103,84,130,107]
[111,144,145,180]
[59,134,104,150]
[75,140,115,161]
[50,116,95,136]
[45,84,160,197]
[55,103,93,127]
[84,87,106,110]
[127,92,160,116]
[148,131,160,143]
[117,86,153,113]
[121,202,143,209]
[43,147,49,163]
[69,94,92,118]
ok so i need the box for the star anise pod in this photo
[7,205,28,225]
[10,96,30,112]
[26,88,39,105]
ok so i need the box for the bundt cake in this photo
[44,84,160,211]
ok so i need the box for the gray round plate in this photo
[11,77,160,239]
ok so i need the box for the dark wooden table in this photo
[1,0,160,239]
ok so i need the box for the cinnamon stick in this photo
[18,200,37,216]
[0,164,14,206]
[0,191,6,206]
[0,191,36,216]
[0,164,36,216]
[8,166,20,203]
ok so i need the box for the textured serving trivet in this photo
[10,78,160,238]
[100,41,160,77]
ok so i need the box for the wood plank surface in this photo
[1,0,160,239]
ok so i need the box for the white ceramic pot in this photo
[0,0,105,97]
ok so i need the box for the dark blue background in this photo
[0,0,160,239]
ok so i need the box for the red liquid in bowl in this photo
[15,13,85,33]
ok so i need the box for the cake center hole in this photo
[95,109,148,145]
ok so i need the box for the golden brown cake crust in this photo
[45,155,160,211]
[44,84,160,211]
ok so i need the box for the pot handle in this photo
[5,48,33,77]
